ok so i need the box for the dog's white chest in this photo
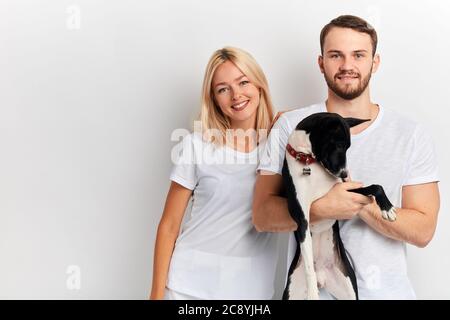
[286,155,338,213]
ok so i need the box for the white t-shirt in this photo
[167,132,278,299]
[258,102,439,299]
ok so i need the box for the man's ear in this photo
[318,55,324,74]
[372,53,380,74]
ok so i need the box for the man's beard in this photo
[324,68,372,100]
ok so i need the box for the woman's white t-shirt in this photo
[167,132,278,299]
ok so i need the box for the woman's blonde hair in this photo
[198,46,274,145]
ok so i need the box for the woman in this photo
[150,47,278,300]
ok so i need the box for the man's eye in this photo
[331,54,339,58]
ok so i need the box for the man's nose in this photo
[339,57,354,72]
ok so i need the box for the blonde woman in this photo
[150,47,280,300]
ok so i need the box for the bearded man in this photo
[253,15,440,299]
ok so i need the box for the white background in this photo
[0,0,449,299]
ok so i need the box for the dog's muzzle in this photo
[339,169,348,180]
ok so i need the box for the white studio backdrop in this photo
[0,0,449,299]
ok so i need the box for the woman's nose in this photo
[231,87,242,101]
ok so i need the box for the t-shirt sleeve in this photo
[169,133,198,190]
[257,113,292,175]
[403,124,439,186]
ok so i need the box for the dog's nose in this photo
[340,169,348,180]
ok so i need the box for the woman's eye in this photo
[217,87,228,94]
[240,80,249,86]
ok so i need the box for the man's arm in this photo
[310,181,372,224]
[358,182,440,248]
[253,173,374,232]
[252,171,297,233]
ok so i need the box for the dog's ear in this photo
[344,118,371,128]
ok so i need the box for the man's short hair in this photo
[320,15,378,57]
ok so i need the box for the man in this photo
[253,15,440,299]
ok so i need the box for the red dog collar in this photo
[286,143,316,165]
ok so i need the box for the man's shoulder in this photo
[275,103,326,129]
[381,106,421,134]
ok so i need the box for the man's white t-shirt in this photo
[167,132,278,299]
[258,102,439,299]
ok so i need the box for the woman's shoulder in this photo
[177,131,205,147]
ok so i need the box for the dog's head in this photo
[289,112,370,179]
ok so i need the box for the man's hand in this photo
[310,181,372,223]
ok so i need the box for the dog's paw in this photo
[387,207,397,221]
[382,207,397,222]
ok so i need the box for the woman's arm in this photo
[149,181,193,299]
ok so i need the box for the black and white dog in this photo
[281,112,397,300]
